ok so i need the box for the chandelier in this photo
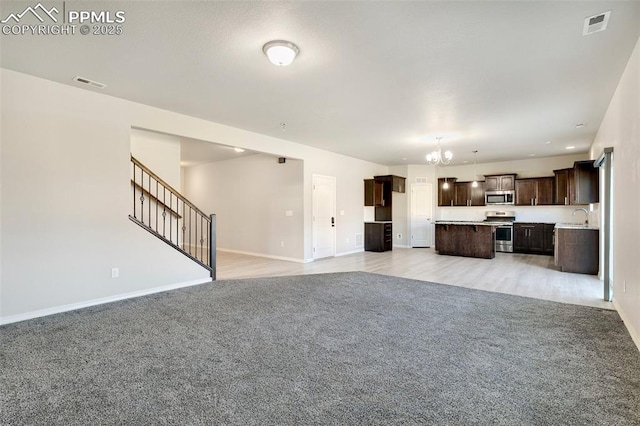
[426,137,453,165]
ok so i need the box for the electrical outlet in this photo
[346,237,350,243]
[280,241,285,247]
[111,267,119,278]
[397,233,402,239]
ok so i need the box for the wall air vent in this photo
[73,76,107,89]
[415,177,428,184]
[583,11,611,35]
[355,233,363,247]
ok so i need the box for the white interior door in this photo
[411,183,433,247]
[312,175,336,259]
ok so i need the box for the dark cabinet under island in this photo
[435,223,496,259]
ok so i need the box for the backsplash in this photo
[437,205,597,225]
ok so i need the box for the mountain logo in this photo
[1,3,59,24]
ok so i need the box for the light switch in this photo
[340,210,345,216]
[285,210,293,217]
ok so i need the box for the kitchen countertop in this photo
[435,221,509,226]
[435,220,511,226]
[555,223,600,230]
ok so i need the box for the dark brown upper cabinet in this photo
[515,177,554,206]
[484,174,516,191]
[364,179,384,207]
[364,175,406,222]
[553,168,574,205]
[553,161,599,205]
[573,161,599,204]
[374,175,406,193]
[437,178,457,206]
[454,181,486,206]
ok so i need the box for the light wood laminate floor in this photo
[217,247,611,309]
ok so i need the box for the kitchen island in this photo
[435,222,496,259]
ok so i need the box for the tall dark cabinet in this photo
[363,175,405,252]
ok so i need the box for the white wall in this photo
[302,154,387,258]
[0,68,388,321]
[183,154,304,261]
[590,36,640,349]
[0,69,211,322]
[388,165,410,247]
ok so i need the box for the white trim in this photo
[216,247,309,263]
[613,299,640,352]
[0,277,212,326]
[393,244,412,249]
[335,248,364,257]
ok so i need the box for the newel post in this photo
[209,214,216,280]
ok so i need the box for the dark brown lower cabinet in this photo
[555,228,599,275]
[365,222,392,252]
[514,223,555,255]
[435,224,495,259]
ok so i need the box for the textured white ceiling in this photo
[1,1,639,165]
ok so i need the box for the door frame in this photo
[312,174,336,259]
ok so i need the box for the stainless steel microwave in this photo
[485,190,515,205]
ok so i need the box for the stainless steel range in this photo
[484,211,516,253]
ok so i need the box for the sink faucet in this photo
[572,208,589,225]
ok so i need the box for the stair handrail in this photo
[129,154,215,279]
[130,155,210,222]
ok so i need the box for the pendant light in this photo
[471,150,479,188]
[443,177,449,190]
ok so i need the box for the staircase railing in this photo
[129,155,216,279]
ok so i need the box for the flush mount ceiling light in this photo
[566,146,576,150]
[233,147,245,153]
[262,40,300,66]
[426,137,453,166]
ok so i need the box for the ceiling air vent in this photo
[73,76,107,89]
[583,11,611,36]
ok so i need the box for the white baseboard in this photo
[0,277,212,326]
[217,248,308,263]
[335,248,364,257]
[613,299,640,352]
[393,244,411,249]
